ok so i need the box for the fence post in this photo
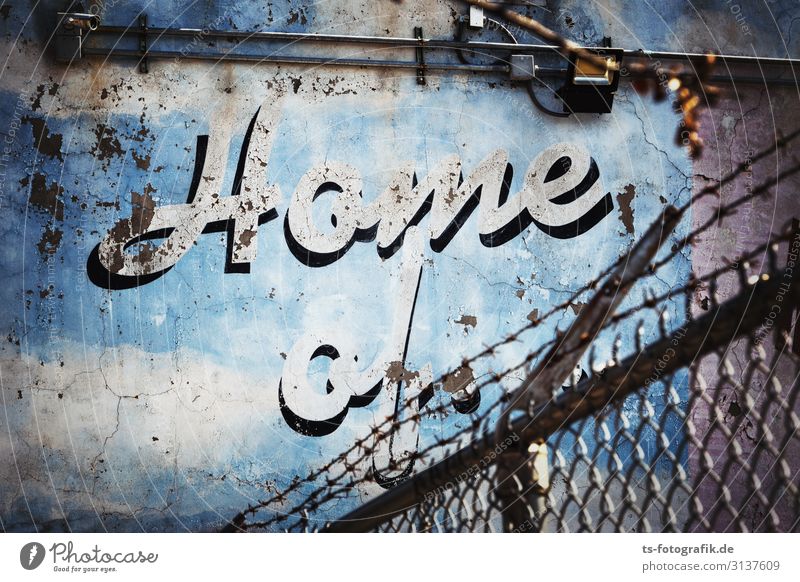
[497,441,550,532]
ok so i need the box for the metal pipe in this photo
[707,74,797,86]
[92,25,800,68]
[80,48,797,86]
[93,24,580,54]
[635,48,799,67]
[81,47,509,73]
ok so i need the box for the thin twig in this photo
[459,0,616,70]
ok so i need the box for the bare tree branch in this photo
[459,0,615,70]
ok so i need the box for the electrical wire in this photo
[526,79,571,117]
[456,16,518,65]
[455,12,569,117]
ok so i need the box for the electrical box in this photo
[510,54,536,81]
[557,48,624,114]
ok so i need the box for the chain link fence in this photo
[319,230,799,532]
[223,136,800,534]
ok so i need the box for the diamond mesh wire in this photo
[222,231,799,533]
[313,227,800,533]
[222,140,800,533]
[347,292,800,532]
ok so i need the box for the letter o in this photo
[285,163,364,266]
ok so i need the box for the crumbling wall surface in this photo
[0,1,794,532]
[690,80,800,531]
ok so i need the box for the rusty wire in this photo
[221,131,800,533]
[327,248,800,532]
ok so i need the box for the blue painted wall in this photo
[0,0,794,531]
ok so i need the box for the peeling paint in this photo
[617,183,636,236]
[132,150,151,171]
[22,116,63,161]
[92,123,125,162]
[25,173,64,220]
[442,365,475,394]
[36,226,63,256]
[385,361,420,384]
[455,315,477,328]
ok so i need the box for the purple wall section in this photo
[691,80,800,530]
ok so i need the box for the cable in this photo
[455,19,472,64]
[526,79,571,118]
[456,15,518,65]
[455,12,570,117]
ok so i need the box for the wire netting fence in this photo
[222,135,800,534]
[321,231,800,533]
[367,333,798,532]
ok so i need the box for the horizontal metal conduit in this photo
[83,47,520,74]
[94,25,800,67]
[82,26,799,86]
